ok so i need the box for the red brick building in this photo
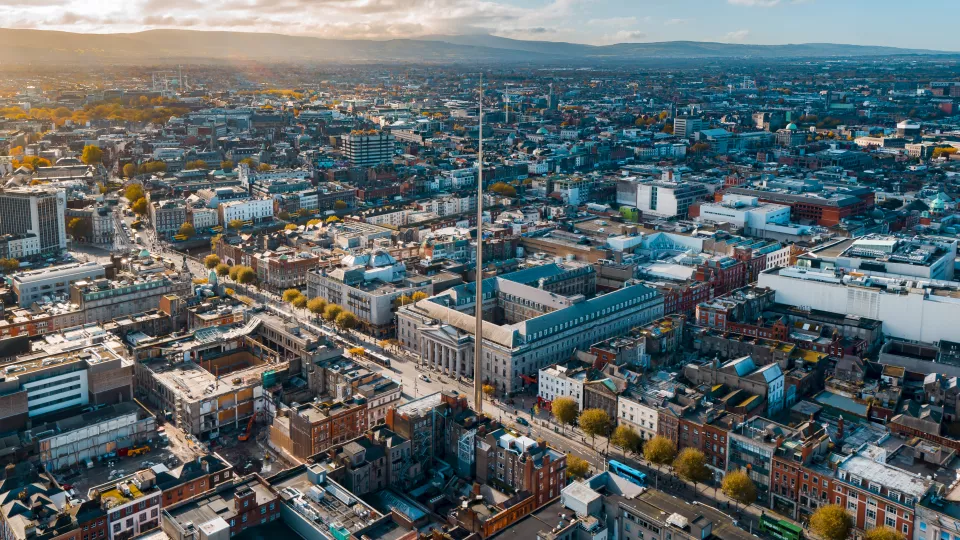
[695,257,747,298]
[833,455,932,539]
[647,281,712,316]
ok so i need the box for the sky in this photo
[5,0,959,51]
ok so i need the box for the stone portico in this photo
[419,324,474,379]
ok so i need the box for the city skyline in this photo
[3,0,959,51]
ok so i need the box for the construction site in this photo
[134,319,288,440]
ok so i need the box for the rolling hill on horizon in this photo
[0,28,951,65]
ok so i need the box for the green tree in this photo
[578,408,611,447]
[411,290,429,302]
[292,295,308,309]
[721,470,757,511]
[228,265,242,281]
[864,526,906,540]
[67,217,91,240]
[284,223,298,231]
[673,448,711,493]
[258,163,271,172]
[0,258,19,272]
[610,425,641,455]
[489,181,517,197]
[239,157,256,168]
[323,304,343,322]
[215,263,230,277]
[185,159,207,170]
[643,435,677,486]
[482,384,495,398]
[122,163,136,178]
[236,266,256,285]
[335,311,359,331]
[551,397,578,434]
[307,297,327,319]
[178,222,196,238]
[80,145,103,165]
[220,160,234,171]
[333,200,348,210]
[810,505,852,540]
[139,161,167,174]
[566,455,589,480]
[395,294,412,307]
[204,254,220,269]
[325,216,340,224]
[229,219,244,230]
[125,184,145,202]
[283,289,303,303]
[132,197,148,215]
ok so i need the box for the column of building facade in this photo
[454,348,462,379]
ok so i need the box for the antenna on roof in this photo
[475,72,484,415]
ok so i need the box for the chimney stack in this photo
[838,416,845,439]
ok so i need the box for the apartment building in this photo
[834,453,934,539]
[538,361,588,411]
[253,249,320,292]
[219,198,274,225]
[274,397,368,461]
[343,131,395,167]
[161,476,280,540]
[89,470,163,540]
[726,417,798,507]
[0,186,67,256]
[149,199,187,237]
[475,428,566,508]
[684,356,785,416]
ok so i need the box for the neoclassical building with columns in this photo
[397,263,664,395]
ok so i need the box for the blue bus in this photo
[609,460,647,487]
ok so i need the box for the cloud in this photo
[610,30,647,42]
[588,16,637,27]
[723,29,750,42]
[728,0,780,6]
[0,0,583,40]
[665,18,690,25]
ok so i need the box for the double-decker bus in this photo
[759,514,803,540]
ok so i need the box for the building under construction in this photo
[134,318,288,439]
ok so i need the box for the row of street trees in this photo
[282,288,359,331]
[547,398,904,540]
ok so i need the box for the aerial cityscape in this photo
[2,4,960,540]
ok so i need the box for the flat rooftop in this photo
[167,477,275,528]
[271,466,382,535]
[394,391,443,417]
[614,488,756,540]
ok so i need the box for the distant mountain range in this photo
[0,28,951,65]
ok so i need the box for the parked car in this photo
[516,417,530,427]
